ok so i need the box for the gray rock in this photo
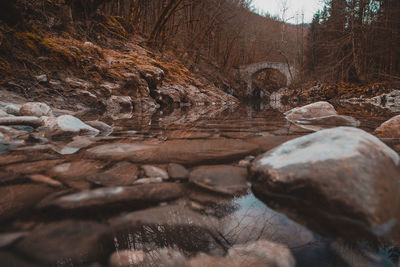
[15,220,111,265]
[250,127,400,241]
[4,104,21,115]
[0,110,9,117]
[85,120,113,135]
[20,102,52,117]
[284,101,359,131]
[0,116,43,128]
[189,165,248,195]
[45,115,100,139]
[374,115,400,138]
[0,232,29,248]
[142,165,169,180]
[168,163,189,180]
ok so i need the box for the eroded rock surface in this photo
[374,115,400,138]
[250,127,400,241]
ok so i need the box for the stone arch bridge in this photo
[234,62,296,96]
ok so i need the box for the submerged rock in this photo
[0,184,54,222]
[89,161,139,186]
[38,183,184,210]
[87,139,258,164]
[189,165,248,195]
[374,115,400,138]
[19,102,52,117]
[183,240,295,267]
[142,165,169,179]
[45,115,99,139]
[15,220,111,265]
[85,120,113,135]
[0,116,43,128]
[250,127,400,242]
[284,102,359,131]
[168,163,189,180]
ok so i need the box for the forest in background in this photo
[0,0,305,75]
[304,0,400,84]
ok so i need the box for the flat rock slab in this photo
[15,220,112,265]
[250,127,400,242]
[86,139,259,164]
[189,165,248,195]
[38,183,185,210]
[0,116,43,128]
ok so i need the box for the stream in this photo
[0,100,399,267]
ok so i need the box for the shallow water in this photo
[0,101,399,266]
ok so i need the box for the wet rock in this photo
[142,248,187,267]
[48,160,105,189]
[374,115,400,138]
[0,126,27,141]
[4,103,21,115]
[109,250,146,267]
[19,102,52,117]
[0,232,28,248]
[86,143,158,161]
[89,161,139,186]
[15,220,111,265]
[250,127,400,241]
[284,102,359,131]
[142,165,169,180]
[52,135,95,155]
[0,116,43,128]
[86,120,113,135]
[237,155,255,168]
[45,115,100,139]
[184,240,295,267]
[133,177,163,184]
[168,163,189,180]
[27,174,63,187]
[39,183,184,210]
[0,184,54,222]
[110,205,220,253]
[166,130,213,140]
[189,165,248,195]
[0,159,63,182]
[0,109,9,117]
[155,139,259,164]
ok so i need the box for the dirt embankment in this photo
[0,1,237,112]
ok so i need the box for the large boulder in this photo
[374,115,400,138]
[19,102,52,117]
[45,115,100,139]
[250,127,400,242]
[284,102,359,131]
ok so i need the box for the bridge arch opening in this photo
[251,68,287,97]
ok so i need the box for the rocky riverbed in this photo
[0,99,400,266]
